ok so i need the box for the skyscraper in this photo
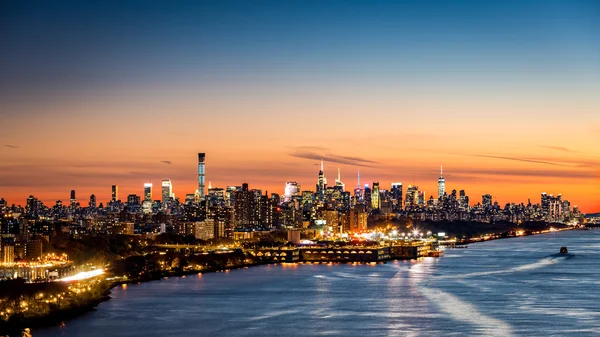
[144,183,153,202]
[161,179,172,206]
[197,153,206,199]
[89,194,96,208]
[284,181,300,203]
[438,166,445,200]
[70,190,76,206]
[316,160,325,198]
[371,182,381,210]
[391,182,403,211]
[482,194,493,208]
[335,168,345,192]
[405,185,418,209]
[111,185,118,202]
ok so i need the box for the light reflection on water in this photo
[37,230,600,336]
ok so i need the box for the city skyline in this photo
[1,1,599,211]
[0,156,592,213]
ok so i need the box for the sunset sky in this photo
[1,0,599,212]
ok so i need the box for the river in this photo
[36,230,600,336]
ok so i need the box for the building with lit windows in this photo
[371,182,381,210]
[197,153,206,199]
[144,183,153,202]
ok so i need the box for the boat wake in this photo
[431,255,567,281]
[419,287,515,337]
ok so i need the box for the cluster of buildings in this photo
[0,152,585,262]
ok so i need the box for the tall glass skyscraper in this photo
[162,179,172,205]
[198,153,206,198]
[438,166,445,200]
[144,183,153,202]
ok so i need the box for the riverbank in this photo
[0,259,269,335]
[2,226,579,334]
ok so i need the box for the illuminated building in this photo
[391,182,403,211]
[417,191,426,205]
[349,207,368,232]
[2,245,14,264]
[335,168,345,192]
[197,153,206,199]
[438,166,445,199]
[482,194,493,208]
[70,190,76,207]
[316,160,325,198]
[127,194,141,206]
[363,184,371,209]
[284,181,300,203]
[89,194,96,208]
[405,186,418,209]
[144,183,153,202]
[371,182,381,210]
[111,185,118,202]
[161,179,172,207]
[323,210,340,234]
[194,219,215,240]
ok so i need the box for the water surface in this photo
[37,230,600,336]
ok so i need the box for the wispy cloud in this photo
[160,160,172,165]
[4,144,20,149]
[538,145,573,153]
[289,147,378,167]
[470,154,568,167]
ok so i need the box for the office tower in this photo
[197,153,206,198]
[459,190,468,208]
[335,168,345,192]
[438,166,445,200]
[161,179,172,206]
[111,185,118,202]
[144,183,153,202]
[371,182,381,210]
[405,185,419,209]
[207,187,225,207]
[541,192,550,218]
[363,184,372,209]
[70,190,76,206]
[391,182,403,211]
[349,207,368,232]
[284,181,300,203]
[89,194,96,208]
[417,191,426,205]
[316,160,325,198]
[482,194,493,208]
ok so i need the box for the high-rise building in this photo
[89,194,96,208]
[161,179,172,206]
[197,153,206,198]
[371,182,381,210]
[438,166,445,200]
[391,182,403,211]
[111,185,118,202]
[482,194,493,208]
[363,184,372,209]
[70,190,76,206]
[144,183,153,202]
[284,181,300,203]
[405,185,419,209]
[335,168,345,192]
[316,160,325,198]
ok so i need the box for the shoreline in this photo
[5,226,581,334]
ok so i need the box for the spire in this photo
[357,169,360,188]
[337,167,341,181]
[320,159,324,172]
[208,181,212,189]
[440,165,443,177]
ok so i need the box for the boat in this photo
[560,246,568,254]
